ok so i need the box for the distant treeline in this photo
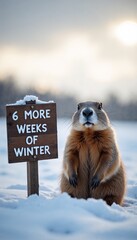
[0,77,137,121]
[0,77,77,118]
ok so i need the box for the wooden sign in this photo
[6,103,58,163]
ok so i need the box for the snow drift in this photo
[0,118,137,240]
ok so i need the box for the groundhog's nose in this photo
[82,108,93,117]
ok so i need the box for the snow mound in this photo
[1,118,137,239]
[0,193,137,240]
[6,95,54,105]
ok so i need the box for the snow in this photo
[6,95,54,105]
[0,118,137,240]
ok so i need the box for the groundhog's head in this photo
[72,101,110,131]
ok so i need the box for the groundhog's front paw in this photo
[90,175,100,189]
[69,173,78,188]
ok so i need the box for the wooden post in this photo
[26,100,39,196]
[27,161,39,196]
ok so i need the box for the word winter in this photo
[14,145,51,157]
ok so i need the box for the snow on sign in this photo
[6,102,58,163]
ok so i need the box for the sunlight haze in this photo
[0,0,137,102]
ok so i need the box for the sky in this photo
[0,0,137,102]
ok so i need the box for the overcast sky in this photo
[0,0,137,102]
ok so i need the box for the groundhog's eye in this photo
[98,102,102,110]
[77,104,81,110]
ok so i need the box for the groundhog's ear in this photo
[98,102,102,110]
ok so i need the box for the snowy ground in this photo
[0,117,137,240]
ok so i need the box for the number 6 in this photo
[12,111,18,121]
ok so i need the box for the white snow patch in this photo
[0,194,137,240]
[6,95,54,105]
[0,118,137,239]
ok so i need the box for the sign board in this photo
[6,103,58,163]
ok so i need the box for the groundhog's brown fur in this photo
[60,101,126,205]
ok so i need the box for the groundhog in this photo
[60,101,126,206]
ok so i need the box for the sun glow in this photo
[0,31,137,100]
[114,21,137,46]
